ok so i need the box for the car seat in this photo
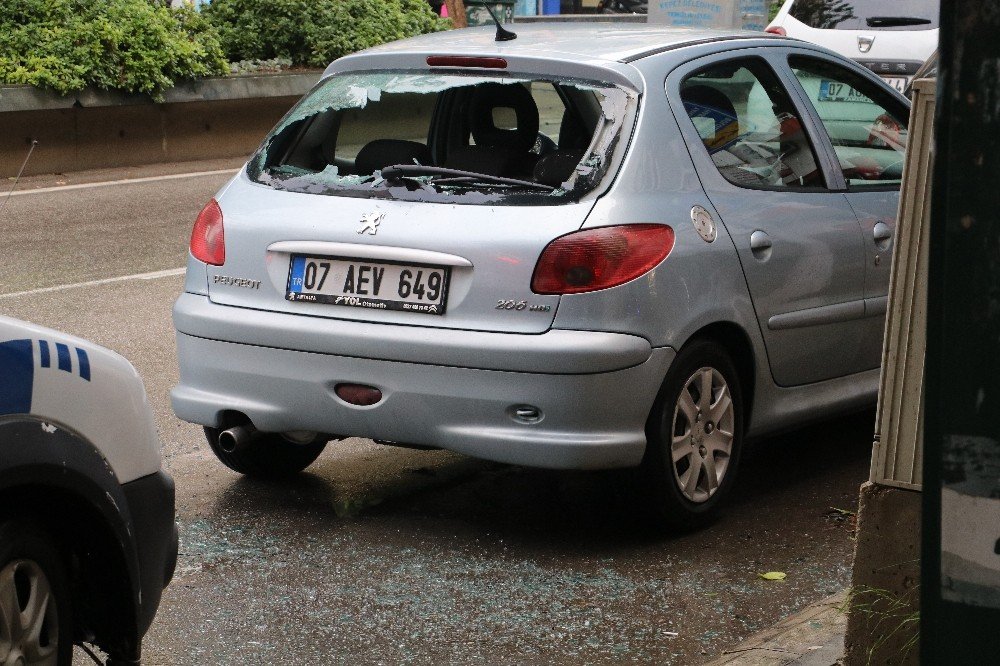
[444,82,540,179]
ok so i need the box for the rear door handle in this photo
[873,221,893,246]
[750,230,772,252]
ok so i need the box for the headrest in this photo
[355,139,431,174]
[468,83,539,153]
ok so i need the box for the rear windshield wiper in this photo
[380,164,555,191]
[866,16,933,27]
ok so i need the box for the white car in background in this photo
[766,0,938,93]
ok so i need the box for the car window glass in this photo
[680,58,826,190]
[247,72,630,205]
[531,81,567,150]
[789,0,939,31]
[789,56,908,189]
[335,92,433,161]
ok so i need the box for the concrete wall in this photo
[0,73,321,177]
[844,483,921,665]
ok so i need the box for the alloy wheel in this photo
[669,366,736,503]
[0,559,60,666]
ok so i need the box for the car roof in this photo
[357,23,777,64]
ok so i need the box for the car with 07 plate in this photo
[172,23,909,528]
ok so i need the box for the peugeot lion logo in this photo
[357,211,385,235]
[857,35,874,53]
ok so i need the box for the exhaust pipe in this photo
[218,424,256,454]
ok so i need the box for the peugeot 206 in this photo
[172,24,908,528]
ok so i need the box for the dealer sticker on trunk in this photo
[286,255,450,315]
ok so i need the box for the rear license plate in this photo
[818,80,872,102]
[286,255,450,315]
[880,76,909,94]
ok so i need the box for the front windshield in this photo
[247,70,632,205]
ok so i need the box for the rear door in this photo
[666,49,869,387]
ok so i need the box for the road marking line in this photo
[0,268,185,299]
[10,169,237,197]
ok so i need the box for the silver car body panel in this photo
[844,190,899,371]
[174,292,653,374]
[173,327,676,469]
[322,24,771,82]
[209,171,591,333]
[173,26,902,466]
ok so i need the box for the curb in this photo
[705,591,847,666]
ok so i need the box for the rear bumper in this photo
[172,295,675,469]
[173,292,653,374]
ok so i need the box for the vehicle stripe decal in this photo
[56,343,71,373]
[0,339,34,415]
[38,339,50,368]
[76,348,91,382]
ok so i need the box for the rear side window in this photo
[789,56,908,188]
[790,0,939,31]
[680,58,826,190]
[247,71,633,206]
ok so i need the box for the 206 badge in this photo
[357,211,385,236]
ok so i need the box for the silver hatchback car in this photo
[172,24,909,528]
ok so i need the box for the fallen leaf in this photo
[759,571,787,581]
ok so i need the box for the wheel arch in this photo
[680,320,757,433]
[0,418,142,660]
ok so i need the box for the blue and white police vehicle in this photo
[0,316,177,665]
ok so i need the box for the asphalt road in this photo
[2,161,872,665]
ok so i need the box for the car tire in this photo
[204,427,327,478]
[641,339,744,531]
[0,521,73,666]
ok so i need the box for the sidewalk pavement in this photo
[705,591,847,666]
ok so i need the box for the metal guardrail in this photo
[0,72,321,114]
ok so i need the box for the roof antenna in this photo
[0,140,37,221]
[484,4,516,41]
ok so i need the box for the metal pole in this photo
[923,0,1000,661]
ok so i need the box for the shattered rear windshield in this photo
[247,70,632,205]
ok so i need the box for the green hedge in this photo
[0,0,447,97]
[0,0,228,97]
[204,0,450,69]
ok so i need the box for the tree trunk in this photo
[444,0,468,29]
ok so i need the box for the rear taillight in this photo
[190,199,225,266]
[531,224,675,295]
[765,26,787,35]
